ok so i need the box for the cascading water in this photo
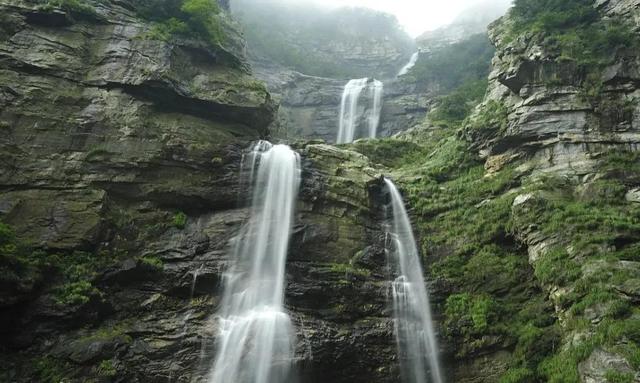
[397,51,419,76]
[337,78,384,144]
[368,80,384,139]
[337,78,369,144]
[208,141,301,383]
[384,178,443,383]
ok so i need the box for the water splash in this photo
[384,178,443,383]
[397,52,419,77]
[337,78,384,143]
[209,141,301,383]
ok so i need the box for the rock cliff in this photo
[0,1,402,381]
[2,0,640,382]
[254,59,430,143]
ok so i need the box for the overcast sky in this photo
[318,0,511,36]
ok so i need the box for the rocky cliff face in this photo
[232,0,416,80]
[0,1,406,382]
[253,57,431,143]
[3,0,640,382]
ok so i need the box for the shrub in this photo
[172,211,187,229]
[428,79,488,128]
[140,255,164,269]
[140,0,223,46]
[96,359,117,377]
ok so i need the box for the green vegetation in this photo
[172,211,187,229]
[408,33,495,93]
[140,255,164,269]
[464,100,509,136]
[0,221,44,289]
[510,0,635,67]
[415,34,496,132]
[96,359,117,377]
[78,321,133,344]
[351,98,640,379]
[509,0,638,92]
[139,0,223,46]
[329,262,371,278]
[445,293,498,335]
[1,220,122,306]
[32,355,71,383]
[605,370,635,383]
[504,151,640,381]
[428,79,488,128]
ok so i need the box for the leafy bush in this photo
[499,367,535,383]
[140,255,164,269]
[140,0,223,46]
[32,356,70,383]
[172,211,187,229]
[428,79,488,127]
[96,359,117,377]
[445,293,498,335]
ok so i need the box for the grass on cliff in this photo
[351,121,560,375]
[509,152,640,381]
[509,0,639,73]
[352,110,640,380]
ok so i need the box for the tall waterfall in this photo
[397,51,419,76]
[209,141,301,383]
[337,78,383,144]
[384,178,443,383]
[368,80,384,139]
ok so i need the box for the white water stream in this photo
[385,178,444,383]
[337,78,384,143]
[209,141,301,383]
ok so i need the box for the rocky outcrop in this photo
[0,2,408,381]
[456,2,640,381]
[476,1,640,175]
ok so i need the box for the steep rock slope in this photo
[0,1,404,382]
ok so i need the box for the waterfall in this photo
[384,178,443,383]
[368,80,384,139]
[337,78,384,144]
[337,78,368,144]
[397,51,419,76]
[209,141,301,383]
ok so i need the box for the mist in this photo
[231,0,513,37]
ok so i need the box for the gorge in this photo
[1,0,640,382]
